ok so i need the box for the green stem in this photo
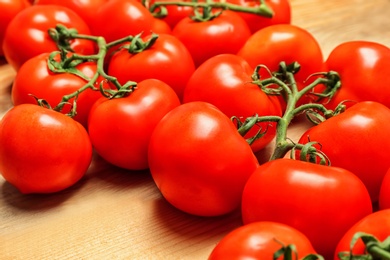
[368,244,390,260]
[149,0,274,20]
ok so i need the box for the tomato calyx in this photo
[123,33,159,54]
[273,240,324,260]
[147,0,273,21]
[338,232,390,260]
[234,61,343,162]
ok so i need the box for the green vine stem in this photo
[147,0,274,21]
[45,24,147,117]
[338,232,390,260]
[273,240,324,260]
[236,61,342,163]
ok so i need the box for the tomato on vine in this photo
[0,104,92,194]
[2,5,95,71]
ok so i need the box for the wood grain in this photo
[1,1,390,259]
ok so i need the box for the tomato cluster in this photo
[1,0,390,259]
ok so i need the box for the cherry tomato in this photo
[0,104,92,194]
[183,54,282,152]
[90,0,155,43]
[334,209,390,260]
[0,0,31,57]
[225,0,291,33]
[2,5,95,71]
[298,101,390,203]
[148,101,259,216]
[241,158,372,259]
[88,79,180,170]
[379,168,390,210]
[324,41,390,109]
[237,24,325,105]
[11,52,107,128]
[209,221,317,260]
[34,0,110,26]
[108,33,195,100]
[172,10,252,67]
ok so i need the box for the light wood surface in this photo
[1,1,390,259]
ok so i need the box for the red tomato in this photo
[0,0,31,57]
[241,158,372,259]
[172,10,252,67]
[108,33,195,100]
[88,79,180,170]
[324,41,390,109]
[90,0,155,42]
[2,5,95,71]
[34,0,110,26]
[183,54,282,153]
[0,104,92,194]
[148,101,259,216]
[11,52,107,128]
[237,24,325,104]
[209,221,318,260]
[297,101,390,203]
[334,209,390,260]
[151,17,172,34]
[379,168,390,210]
[224,0,291,33]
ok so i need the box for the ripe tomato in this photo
[237,24,325,104]
[172,10,252,67]
[209,221,318,260]
[0,104,92,194]
[34,0,110,26]
[297,101,390,203]
[108,33,195,100]
[2,5,95,71]
[148,101,259,216]
[379,168,390,210]
[225,0,291,33]
[183,54,282,153]
[324,41,390,109]
[0,0,31,57]
[90,0,155,43]
[11,52,107,128]
[241,159,372,259]
[88,79,180,170]
[334,209,390,260]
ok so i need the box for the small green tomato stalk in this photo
[143,0,273,22]
[39,24,160,117]
[338,233,390,260]
[234,61,342,164]
[273,240,324,260]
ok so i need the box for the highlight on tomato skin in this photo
[208,221,318,260]
[0,104,93,194]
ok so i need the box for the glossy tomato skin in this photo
[379,168,390,210]
[34,0,110,26]
[0,104,92,194]
[241,159,372,259]
[224,0,291,33]
[90,0,155,42]
[325,41,390,109]
[88,79,180,170]
[172,10,252,67]
[298,101,390,203]
[0,0,31,57]
[334,209,390,260]
[237,24,325,103]
[209,221,317,260]
[11,52,106,128]
[183,54,282,152]
[108,33,195,100]
[148,101,260,216]
[2,5,95,71]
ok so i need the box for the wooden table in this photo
[1,1,390,259]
